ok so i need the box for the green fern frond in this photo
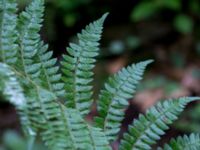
[17,0,64,97]
[95,60,153,141]
[0,63,34,136]
[40,101,111,150]
[3,68,109,150]
[36,89,73,150]
[61,13,108,116]
[88,126,111,150]
[37,41,65,97]
[0,63,25,106]
[17,0,44,80]
[119,97,200,150]
[0,1,110,148]
[2,0,200,149]
[158,133,200,150]
[0,0,18,65]
[61,108,111,150]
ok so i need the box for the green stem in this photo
[27,135,35,150]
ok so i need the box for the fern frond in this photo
[0,63,25,106]
[17,0,44,80]
[39,98,111,150]
[37,41,65,97]
[119,97,200,150]
[0,60,109,149]
[158,133,200,150]
[95,60,152,141]
[35,89,73,150]
[61,13,108,115]
[0,0,18,65]
[8,77,109,150]
[88,126,112,150]
[17,0,64,97]
[13,80,88,150]
[61,108,111,150]
[0,63,34,136]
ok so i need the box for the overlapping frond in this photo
[158,133,200,150]
[60,107,111,150]
[0,63,25,106]
[88,126,111,150]
[0,1,109,149]
[0,63,33,136]
[119,97,200,150]
[34,93,111,150]
[37,42,65,97]
[0,0,18,65]
[36,89,74,150]
[2,1,200,150]
[61,13,108,116]
[17,0,64,97]
[0,67,109,150]
[0,62,107,150]
[95,60,153,141]
[17,0,44,81]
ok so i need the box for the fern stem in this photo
[27,135,35,150]
[60,105,77,150]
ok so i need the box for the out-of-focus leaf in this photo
[158,0,181,10]
[170,51,185,68]
[126,36,141,49]
[189,0,200,14]
[174,14,194,34]
[109,40,125,54]
[64,13,77,27]
[3,131,26,150]
[195,42,200,55]
[17,0,31,8]
[2,130,47,150]
[191,69,200,79]
[131,2,158,21]
[55,0,91,10]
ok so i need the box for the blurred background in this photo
[1,0,200,149]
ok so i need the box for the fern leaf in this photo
[61,108,111,150]
[35,89,73,150]
[18,84,110,150]
[22,85,80,150]
[0,61,67,146]
[38,95,111,150]
[17,0,44,80]
[37,42,65,97]
[119,97,200,150]
[95,60,152,141]
[88,126,111,150]
[61,13,108,115]
[0,63,35,136]
[17,0,64,97]
[0,0,18,65]
[0,61,110,150]
[158,133,200,150]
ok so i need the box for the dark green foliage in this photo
[131,0,197,34]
